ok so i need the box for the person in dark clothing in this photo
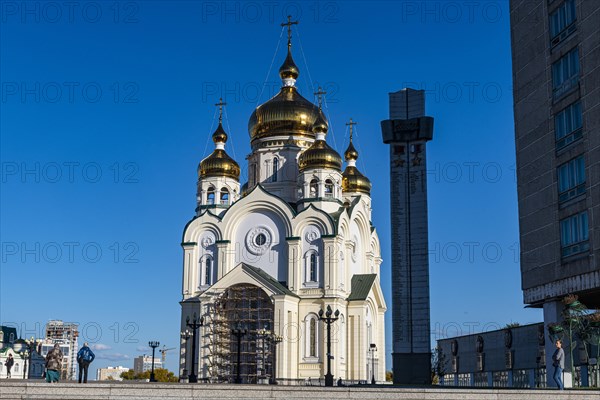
[552,339,565,390]
[76,342,95,383]
[5,354,14,378]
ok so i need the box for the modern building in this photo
[41,320,79,380]
[381,89,434,384]
[133,356,162,374]
[97,366,130,381]
[179,21,386,384]
[510,0,600,387]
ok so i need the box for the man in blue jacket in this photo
[77,342,95,383]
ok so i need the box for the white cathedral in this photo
[179,23,386,384]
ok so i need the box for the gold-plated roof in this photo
[299,140,342,172]
[342,119,370,194]
[344,140,358,161]
[248,86,322,141]
[279,49,299,80]
[199,149,240,180]
[342,166,371,194]
[199,122,240,181]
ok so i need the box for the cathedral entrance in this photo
[205,283,275,384]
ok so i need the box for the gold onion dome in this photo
[248,42,322,142]
[279,49,299,80]
[198,122,240,181]
[298,114,342,172]
[342,126,371,195]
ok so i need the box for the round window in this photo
[255,233,267,246]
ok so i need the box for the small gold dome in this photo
[199,150,240,181]
[344,140,358,161]
[279,49,299,80]
[299,140,342,172]
[342,166,371,194]
[248,87,322,141]
[312,113,329,134]
[212,123,228,143]
[199,123,240,180]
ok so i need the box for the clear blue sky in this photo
[0,1,541,377]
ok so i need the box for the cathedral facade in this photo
[179,25,386,384]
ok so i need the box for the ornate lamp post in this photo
[231,320,248,384]
[270,334,282,385]
[148,341,160,382]
[256,326,270,382]
[370,343,377,384]
[319,305,340,387]
[186,313,204,383]
[180,330,191,381]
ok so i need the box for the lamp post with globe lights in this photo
[318,305,340,387]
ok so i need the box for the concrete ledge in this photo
[1,381,598,400]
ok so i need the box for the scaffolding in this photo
[202,284,275,383]
[44,320,79,381]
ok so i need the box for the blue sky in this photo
[0,1,541,377]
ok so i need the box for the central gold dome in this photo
[248,86,322,142]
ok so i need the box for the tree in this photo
[385,370,393,382]
[431,346,447,385]
[120,368,177,382]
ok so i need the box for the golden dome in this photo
[342,127,371,194]
[299,140,342,172]
[212,122,228,143]
[279,49,299,80]
[199,123,240,180]
[342,166,371,194]
[199,150,240,180]
[344,140,358,161]
[248,87,322,141]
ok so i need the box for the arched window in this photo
[9,333,14,343]
[199,256,213,288]
[304,251,319,287]
[310,179,318,198]
[204,257,212,285]
[14,363,19,373]
[324,179,334,198]
[304,315,319,360]
[272,158,279,182]
[339,314,346,361]
[309,253,317,282]
[309,318,316,357]
[207,187,215,205]
[220,188,229,205]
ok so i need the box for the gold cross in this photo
[314,87,327,109]
[346,118,357,140]
[215,97,226,123]
[281,15,299,48]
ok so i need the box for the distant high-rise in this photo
[381,89,434,384]
[510,0,600,387]
[43,320,79,380]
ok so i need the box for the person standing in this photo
[76,342,95,383]
[552,339,565,390]
[45,344,63,383]
[5,354,14,378]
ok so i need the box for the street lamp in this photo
[270,334,282,385]
[186,313,204,383]
[180,330,191,381]
[231,320,248,384]
[148,341,160,382]
[256,326,270,382]
[370,343,377,385]
[318,305,340,387]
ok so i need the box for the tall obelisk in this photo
[381,88,434,384]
